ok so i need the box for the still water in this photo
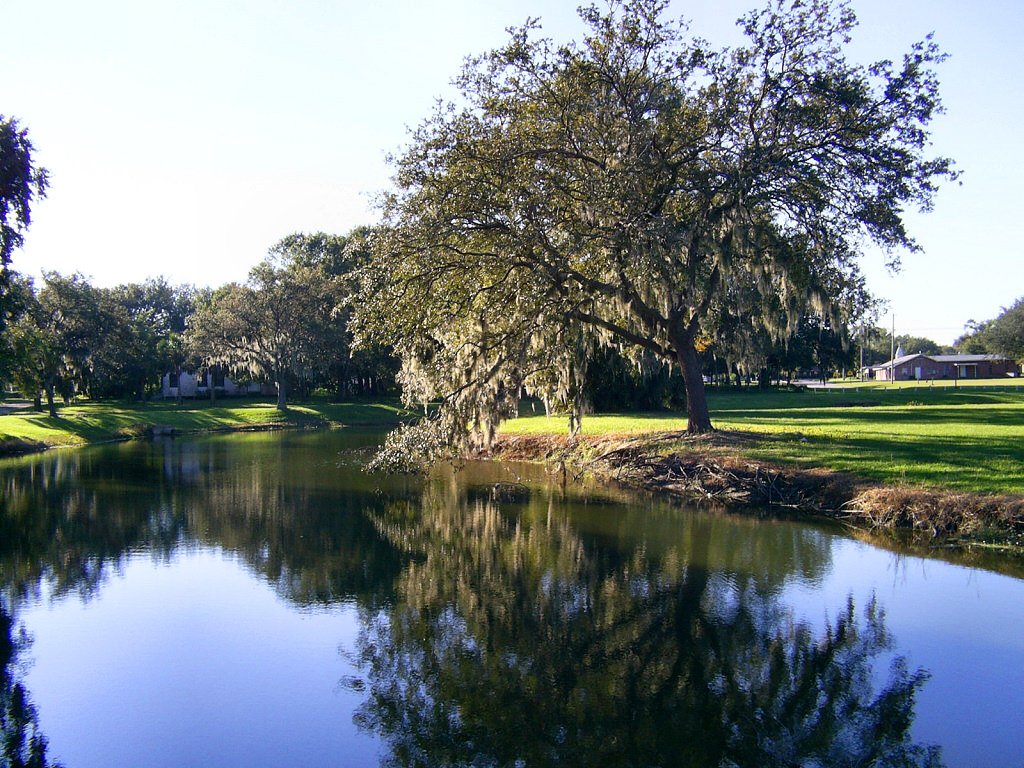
[1,429,1022,767]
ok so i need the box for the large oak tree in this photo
[358,0,954,463]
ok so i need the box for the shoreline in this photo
[0,398,413,457]
[484,431,1024,553]
[6,408,1022,555]
[0,416,407,458]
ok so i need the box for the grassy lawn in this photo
[0,397,411,449]
[504,382,1024,494]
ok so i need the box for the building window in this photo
[169,372,180,388]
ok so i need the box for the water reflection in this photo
[0,433,948,767]
[1,599,62,768]
[353,482,942,767]
[0,433,407,608]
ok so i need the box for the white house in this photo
[160,370,263,399]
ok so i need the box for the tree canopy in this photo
[957,297,1024,363]
[0,229,393,409]
[0,116,48,271]
[186,235,352,410]
[1,116,49,336]
[356,0,955,466]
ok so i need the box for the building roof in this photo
[875,353,1011,369]
[931,354,1010,363]
[875,353,927,370]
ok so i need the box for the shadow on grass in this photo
[713,405,1024,430]
[709,387,1024,411]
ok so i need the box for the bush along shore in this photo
[484,431,1024,555]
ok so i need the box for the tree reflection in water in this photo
[1,600,61,768]
[353,483,943,768]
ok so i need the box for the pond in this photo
[1,429,1022,767]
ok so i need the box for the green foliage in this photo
[25,273,105,414]
[1,227,391,408]
[894,335,948,357]
[957,297,1024,363]
[270,230,398,399]
[359,0,955,463]
[584,346,686,411]
[187,259,332,411]
[89,279,200,400]
[188,230,396,411]
[3,274,201,407]
[0,116,48,271]
[0,275,35,387]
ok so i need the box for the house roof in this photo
[931,354,1011,363]
[875,353,928,370]
[875,353,1011,369]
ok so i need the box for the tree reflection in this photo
[1,600,61,768]
[353,484,942,767]
[0,434,406,607]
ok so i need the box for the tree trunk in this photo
[276,376,288,411]
[335,358,350,401]
[45,381,57,418]
[676,339,714,434]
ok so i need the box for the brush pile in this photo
[487,433,1024,545]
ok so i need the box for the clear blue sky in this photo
[3,0,1021,345]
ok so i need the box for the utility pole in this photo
[860,327,865,382]
[890,315,896,384]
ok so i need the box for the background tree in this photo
[269,229,397,399]
[954,321,991,355]
[894,334,948,357]
[956,297,1024,364]
[11,273,106,415]
[186,250,340,411]
[0,116,48,322]
[0,273,35,390]
[90,279,198,400]
[982,298,1024,363]
[358,0,955,465]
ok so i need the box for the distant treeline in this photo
[3,223,1020,415]
[0,229,398,414]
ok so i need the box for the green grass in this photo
[0,397,411,449]
[504,384,1024,494]
[827,377,1024,391]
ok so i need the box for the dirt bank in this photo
[484,432,1024,548]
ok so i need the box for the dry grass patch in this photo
[848,486,1024,538]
